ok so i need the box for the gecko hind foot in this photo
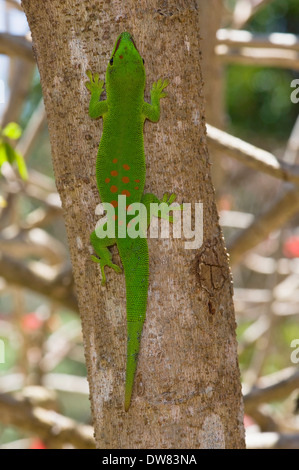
[91,255,122,286]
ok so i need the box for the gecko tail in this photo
[116,237,149,412]
[125,320,144,412]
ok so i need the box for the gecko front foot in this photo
[85,70,104,95]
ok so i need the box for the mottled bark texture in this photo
[22,0,245,449]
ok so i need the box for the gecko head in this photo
[106,32,145,93]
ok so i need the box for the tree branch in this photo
[207,124,299,184]
[0,33,33,62]
[226,107,299,265]
[246,432,299,449]
[283,115,299,164]
[244,367,299,411]
[232,0,276,29]
[0,228,66,265]
[16,99,47,160]
[216,44,299,71]
[6,0,23,12]
[243,252,299,276]
[227,187,299,265]
[1,59,35,127]
[217,29,299,52]
[0,253,77,311]
[0,392,95,449]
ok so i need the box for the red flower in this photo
[29,438,46,449]
[283,236,299,258]
[21,313,44,332]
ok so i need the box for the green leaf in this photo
[14,151,28,180]
[0,143,8,167]
[3,142,15,164]
[0,143,28,180]
[2,122,22,140]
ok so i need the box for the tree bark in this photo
[22,0,245,449]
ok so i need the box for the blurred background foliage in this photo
[227,65,298,138]
[222,1,299,440]
[226,0,299,139]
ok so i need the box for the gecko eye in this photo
[142,58,145,64]
[109,58,114,65]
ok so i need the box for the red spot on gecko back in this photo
[111,200,118,208]
[113,158,118,163]
[122,176,129,183]
[110,185,118,193]
[135,179,140,183]
[123,164,130,171]
[111,170,118,177]
[105,178,110,184]
[121,190,131,197]
[119,55,123,59]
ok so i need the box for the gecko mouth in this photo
[112,33,139,59]
[130,36,138,51]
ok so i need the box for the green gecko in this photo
[85,32,180,411]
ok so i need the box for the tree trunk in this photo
[22,0,245,449]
